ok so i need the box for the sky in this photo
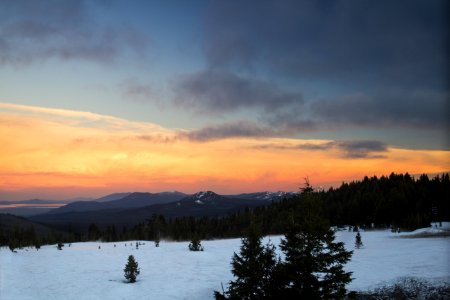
[0,0,449,200]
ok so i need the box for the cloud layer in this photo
[170,0,449,144]
[0,0,147,65]
[173,70,303,115]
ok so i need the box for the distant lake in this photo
[0,203,64,209]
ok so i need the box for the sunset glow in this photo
[1,103,448,199]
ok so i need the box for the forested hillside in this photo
[1,173,448,248]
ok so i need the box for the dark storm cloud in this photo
[204,0,448,89]
[0,0,147,65]
[172,0,448,139]
[173,70,303,115]
[254,140,388,159]
[180,121,276,142]
[311,91,449,130]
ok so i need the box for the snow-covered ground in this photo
[1,229,449,300]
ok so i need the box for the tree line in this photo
[1,173,448,250]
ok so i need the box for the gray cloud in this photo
[0,0,148,65]
[172,70,303,115]
[310,91,449,130]
[332,140,388,159]
[169,0,448,143]
[179,121,277,142]
[255,140,388,159]
[204,0,449,89]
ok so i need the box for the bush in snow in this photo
[188,235,204,251]
[355,232,363,249]
[354,277,450,300]
[124,255,140,283]
[57,243,64,250]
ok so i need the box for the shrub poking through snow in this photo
[57,243,64,250]
[189,235,204,251]
[124,255,140,283]
[355,277,450,300]
[355,232,363,249]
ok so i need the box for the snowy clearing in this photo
[1,229,449,300]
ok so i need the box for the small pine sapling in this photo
[355,231,363,249]
[124,255,140,283]
[188,235,204,251]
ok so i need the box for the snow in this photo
[397,222,450,236]
[1,229,449,299]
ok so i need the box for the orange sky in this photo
[1,103,449,200]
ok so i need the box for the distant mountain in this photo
[29,191,279,232]
[95,193,132,203]
[228,191,297,201]
[45,191,188,214]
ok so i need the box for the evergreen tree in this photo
[34,237,41,250]
[124,255,140,283]
[221,223,277,299]
[57,243,64,250]
[189,234,204,251]
[355,232,363,249]
[277,188,353,299]
[8,237,18,252]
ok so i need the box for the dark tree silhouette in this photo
[221,222,277,299]
[189,234,204,251]
[124,255,140,283]
[276,187,353,299]
[355,232,363,249]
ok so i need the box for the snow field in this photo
[0,230,449,299]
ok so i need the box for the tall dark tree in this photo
[124,255,140,283]
[277,187,353,299]
[221,222,277,299]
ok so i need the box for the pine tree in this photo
[8,237,18,252]
[57,243,64,250]
[222,223,277,299]
[124,255,140,283]
[188,234,204,251]
[34,237,41,250]
[277,186,353,299]
[355,232,363,249]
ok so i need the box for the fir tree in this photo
[221,223,277,299]
[57,243,64,250]
[277,187,353,299]
[355,232,363,249]
[8,238,18,252]
[34,237,41,250]
[188,234,204,251]
[124,255,140,283]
